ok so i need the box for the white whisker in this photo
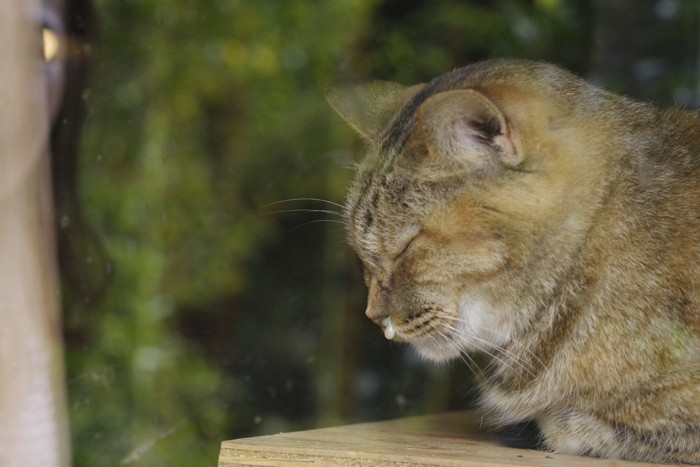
[432,322,487,382]
[265,198,345,209]
[437,317,538,379]
[439,313,546,370]
[264,208,344,217]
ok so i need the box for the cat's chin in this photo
[410,339,464,364]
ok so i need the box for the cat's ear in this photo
[417,89,522,168]
[327,82,424,145]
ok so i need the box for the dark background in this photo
[57,1,699,465]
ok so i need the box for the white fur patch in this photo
[409,295,514,363]
[457,295,512,352]
[539,412,583,456]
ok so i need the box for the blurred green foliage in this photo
[62,0,698,465]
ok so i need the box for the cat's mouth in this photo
[377,313,464,362]
[375,310,476,362]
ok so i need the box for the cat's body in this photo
[329,59,700,464]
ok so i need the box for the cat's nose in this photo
[365,303,388,325]
[365,277,388,325]
[366,306,395,340]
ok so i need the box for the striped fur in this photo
[330,60,700,464]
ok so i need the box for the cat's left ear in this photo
[417,89,522,169]
[327,81,424,146]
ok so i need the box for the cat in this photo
[328,59,700,464]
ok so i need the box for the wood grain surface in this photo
[219,412,661,466]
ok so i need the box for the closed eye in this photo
[393,227,421,263]
[481,205,503,214]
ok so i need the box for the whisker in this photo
[411,318,482,381]
[431,322,487,382]
[483,328,546,370]
[485,345,538,379]
[437,319,537,379]
[469,325,546,372]
[439,314,545,373]
[421,327,467,369]
[264,208,344,217]
[265,198,345,209]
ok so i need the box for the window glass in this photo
[55,1,699,465]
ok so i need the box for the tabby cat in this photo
[328,59,700,464]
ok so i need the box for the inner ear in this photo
[416,89,521,168]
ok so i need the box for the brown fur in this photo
[329,59,700,463]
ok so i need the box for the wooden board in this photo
[219,412,657,466]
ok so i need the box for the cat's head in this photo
[329,60,611,362]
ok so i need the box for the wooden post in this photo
[0,0,71,466]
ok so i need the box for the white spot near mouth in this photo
[381,316,395,340]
